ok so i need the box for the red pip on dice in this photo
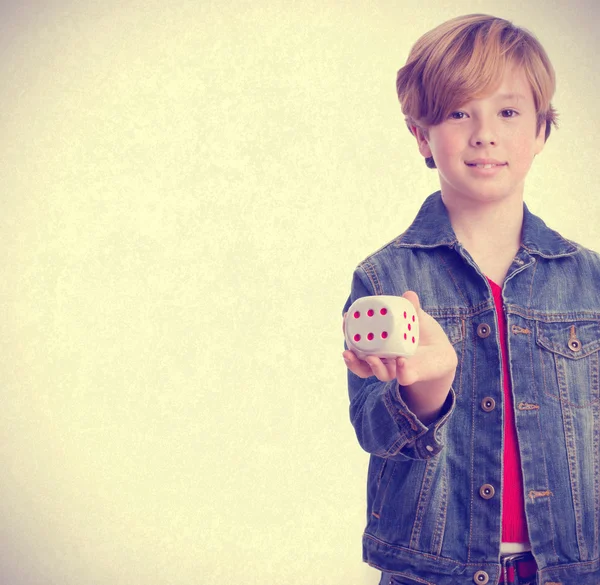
[344,295,420,360]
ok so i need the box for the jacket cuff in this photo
[384,383,456,460]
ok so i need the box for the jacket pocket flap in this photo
[435,317,464,346]
[536,320,600,359]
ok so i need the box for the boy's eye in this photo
[448,109,518,120]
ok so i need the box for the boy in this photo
[342,14,600,585]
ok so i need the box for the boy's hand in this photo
[342,291,457,387]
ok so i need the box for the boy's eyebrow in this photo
[495,93,527,101]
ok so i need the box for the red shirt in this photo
[487,277,530,545]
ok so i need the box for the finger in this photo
[395,356,419,387]
[365,356,396,382]
[342,350,374,378]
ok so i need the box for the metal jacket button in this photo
[479,484,495,499]
[477,323,491,338]
[481,397,496,412]
[473,570,489,584]
[568,325,582,352]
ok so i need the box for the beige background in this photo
[1,1,597,584]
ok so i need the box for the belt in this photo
[498,551,537,585]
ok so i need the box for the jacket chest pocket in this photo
[536,320,600,408]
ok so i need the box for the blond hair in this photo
[396,14,559,168]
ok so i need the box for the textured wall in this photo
[1,1,597,583]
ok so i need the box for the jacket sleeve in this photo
[343,266,456,461]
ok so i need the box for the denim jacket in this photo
[343,192,600,585]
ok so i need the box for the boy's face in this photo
[412,65,546,205]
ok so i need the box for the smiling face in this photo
[413,64,546,205]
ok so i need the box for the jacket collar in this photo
[397,191,578,258]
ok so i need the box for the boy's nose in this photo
[471,121,498,146]
[471,129,497,146]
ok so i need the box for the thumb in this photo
[401,290,421,312]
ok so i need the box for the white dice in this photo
[344,295,419,360]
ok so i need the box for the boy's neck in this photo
[441,191,524,254]
[441,191,524,284]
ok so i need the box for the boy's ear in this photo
[410,124,433,159]
[534,121,546,156]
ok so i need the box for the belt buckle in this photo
[500,551,535,585]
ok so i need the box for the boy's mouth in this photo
[465,160,507,169]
